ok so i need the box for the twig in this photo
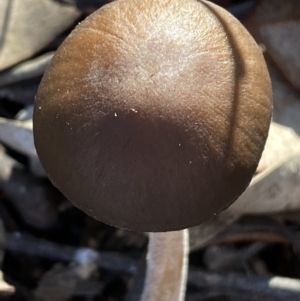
[188,269,300,301]
[5,232,137,274]
[211,216,300,250]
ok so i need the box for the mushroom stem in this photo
[141,229,189,301]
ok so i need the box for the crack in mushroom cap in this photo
[33,0,272,232]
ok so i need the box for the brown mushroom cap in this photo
[33,0,272,232]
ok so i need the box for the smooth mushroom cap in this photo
[33,0,272,232]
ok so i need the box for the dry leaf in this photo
[0,0,80,71]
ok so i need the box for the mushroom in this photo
[33,0,272,300]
